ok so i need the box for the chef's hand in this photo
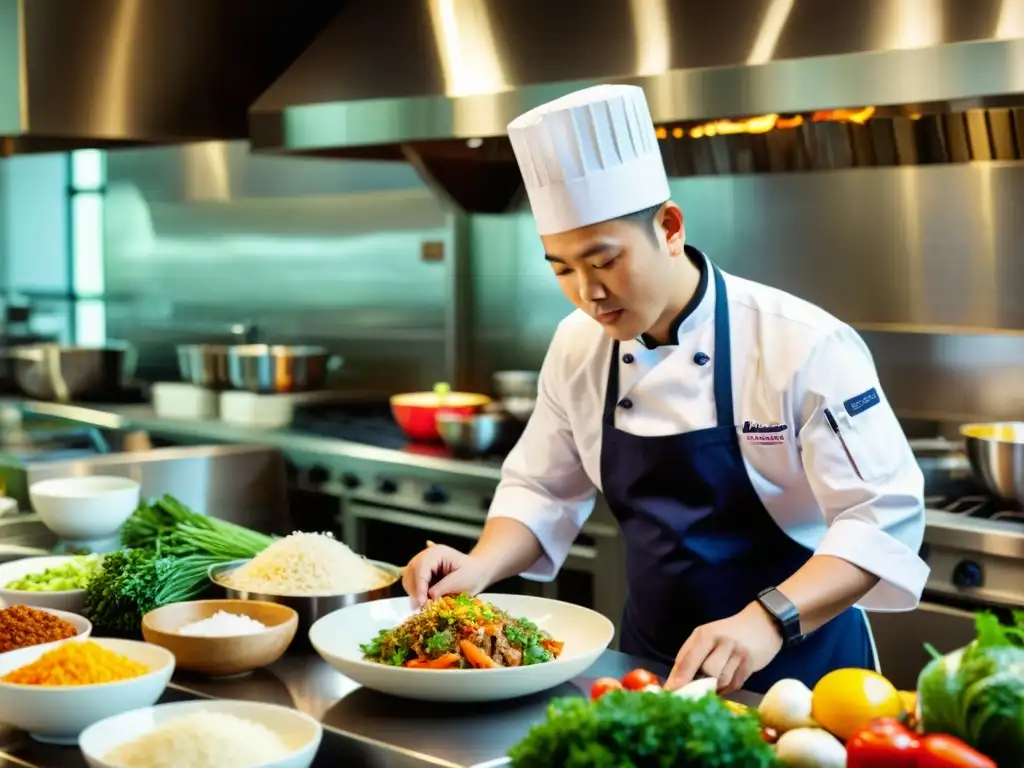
[664,602,783,694]
[402,544,495,608]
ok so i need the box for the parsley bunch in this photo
[508,689,779,768]
[83,548,224,636]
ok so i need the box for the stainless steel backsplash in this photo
[103,142,452,391]
[101,142,1024,422]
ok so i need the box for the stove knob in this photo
[423,485,448,504]
[284,461,299,481]
[341,473,361,490]
[480,494,494,512]
[952,559,984,589]
[308,465,330,485]
[376,478,398,495]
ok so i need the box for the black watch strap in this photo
[756,587,803,649]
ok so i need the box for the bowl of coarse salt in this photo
[141,599,298,677]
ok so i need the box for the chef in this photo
[402,84,928,694]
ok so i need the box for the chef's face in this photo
[542,202,685,341]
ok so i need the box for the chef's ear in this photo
[657,202,685,255]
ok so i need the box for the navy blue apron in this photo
[601,258,873,693]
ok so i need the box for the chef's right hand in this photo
[402,544,493,608]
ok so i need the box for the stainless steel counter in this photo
[10,400,503,482]
[0,649,761,768]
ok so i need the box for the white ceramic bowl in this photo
[0,555,97,613]
[80,699,323,768]
[30,475,140,541]
[309,593,614,702]
[0,637,175,744]
[0,606,93,657]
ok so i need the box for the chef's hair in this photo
[612,200,669,244]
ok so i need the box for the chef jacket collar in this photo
[636,245,712,349]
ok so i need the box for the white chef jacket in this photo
[489,254,929,612]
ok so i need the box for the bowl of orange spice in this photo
[0,604,91,655]
[0,638,174,744]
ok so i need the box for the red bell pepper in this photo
[847,718,920,768]
[916,734,996,768]
[846,718,996,768]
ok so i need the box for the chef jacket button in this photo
[622,353,635,364]
[693,352,710,366]
[618,398,633,410]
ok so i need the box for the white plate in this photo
[80,699,323,768]
[309,593,614,702]
[0,606,93,656]
[0,555,94,613]
[0,637,175,744]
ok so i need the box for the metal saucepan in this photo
[960,423,1024,506]
[436,412,516,458]
[208,559,400,638]
[493,370,538,422]
[226,344,343,394]
[7,343,136,402]
[176,344,233,390]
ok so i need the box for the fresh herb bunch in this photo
[508,689,779,768]
[120,494,273,559]
[918,610,1024,767]
[83,547,225,635]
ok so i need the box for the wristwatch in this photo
[756,587,803,649]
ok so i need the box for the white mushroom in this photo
[758,678,817,733]
[775,727,846,768]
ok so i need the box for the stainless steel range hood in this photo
[250,0,1024,207]
[0,0,337,156]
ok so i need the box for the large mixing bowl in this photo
[226,344,343,394]
[207,559,401,638]
[9,344,135,402]
[960,422,1024,505]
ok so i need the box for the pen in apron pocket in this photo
[823,408,865,481]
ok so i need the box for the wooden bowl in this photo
[141,600,298,677]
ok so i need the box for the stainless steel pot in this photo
[208,559,400,638]
[226,344,343,394]
[8,343,136,402]
[436,412,513,458]
[176,344,233,390]
[960,423,1024,505]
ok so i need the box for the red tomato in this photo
[621,668,660,691]
[590,677,623,700]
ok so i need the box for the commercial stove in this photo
[869,459,1024,690]
[284,403,628,640]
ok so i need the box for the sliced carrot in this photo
[459,639,498,669]
[405,653,461,669]
[541,639,564,656]
[482,623,501,636]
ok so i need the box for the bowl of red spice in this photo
[0,604,91,655]
[0,638,174,744]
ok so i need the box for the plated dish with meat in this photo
[360,593,564,669]
[309,593,613,702]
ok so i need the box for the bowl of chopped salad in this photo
[308,593,614,702]
[0,554,102,613]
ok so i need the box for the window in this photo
[68,149,106,344]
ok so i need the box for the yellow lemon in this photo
[811,668,903,741]
[898,690,917,715]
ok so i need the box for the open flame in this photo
[655,106,877,140]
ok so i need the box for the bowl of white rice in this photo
[79,699,322,768]
[208,532,400,634]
